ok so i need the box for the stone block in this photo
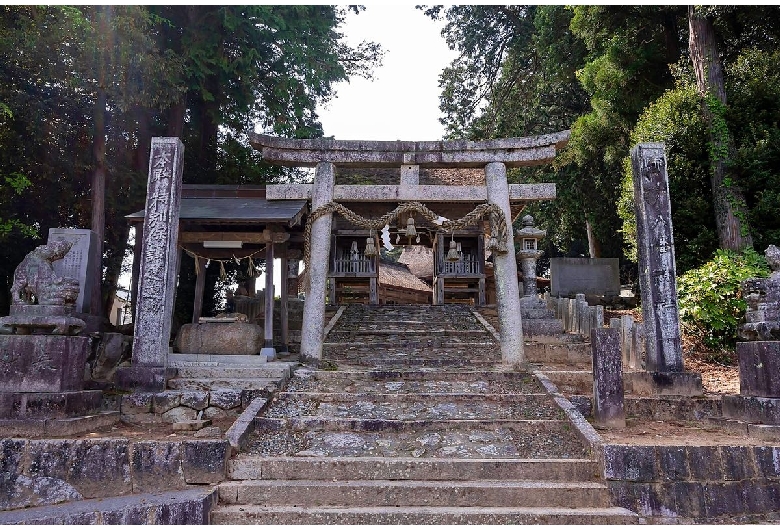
[161,407,197,423]
[686,446,723,481]
[180,391,209,411]
[152,392,181,414]
[0,335,90,392]
[629,371,703,397]
[174,322,263,355]
[68,439,131,498]
[603,445,655,482]
[202,406,229,420]
[550,258,620,297]
[26,440,73,482]
[703,482,745,518]
[130,441,185,493]
[742,479,774,514]
[737,341,780,397]
[47,228,99,314]
[182,440,228,484]
[657,446,689,481]
[724,395,780,425]
[115,366,175,392]
[209,389,242,410]
[669,482,704,519]
[120,393,153,415]
[720,445,756,481]
[172,419,211,432]
[591,328,625,428]
[752,446,780,478]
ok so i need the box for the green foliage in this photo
[620,84,717,272]
[678,248,769,349]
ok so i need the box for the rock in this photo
[162,407,197,423]
[174,322,264,355]
[91,332,131,381]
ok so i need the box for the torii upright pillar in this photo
[300,162,335,362]
[486,162,525,366]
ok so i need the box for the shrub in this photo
[677,248,770,350]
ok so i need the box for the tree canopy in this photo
[426,5,780,276]
[0,5,381,317]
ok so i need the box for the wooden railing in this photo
[333,253,375,274]
[441,254,480,275]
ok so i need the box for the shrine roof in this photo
[127,196,308,227]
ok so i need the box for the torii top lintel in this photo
[250,131,570,168]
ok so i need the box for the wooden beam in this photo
[179,230,289,244]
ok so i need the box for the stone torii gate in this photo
[253,132,569,367]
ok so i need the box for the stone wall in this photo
[120,389,266,424]
[0,437,228,510]
[603,444,780,523]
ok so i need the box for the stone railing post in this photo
[300,162,335,362]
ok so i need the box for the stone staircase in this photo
[211,304,641,524]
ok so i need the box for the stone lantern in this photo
[515,214,546,297]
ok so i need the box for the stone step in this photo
[286,369,546,394]
[173,365,291,380]
[211,505,640,525]
[320,357,500,369]
[217,479,611,508]
[169,353,269,365]
[323,339,496,348]
[0,487,217,525]
[227,456,601,482]
[167,378,281,392]
[247,420,589,459]
[265,392,564,421]
[328,328,491,336]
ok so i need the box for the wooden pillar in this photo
[192,256,206,324]
[279,244,289,354]
[369,276,378,305]
[261,242,275,360]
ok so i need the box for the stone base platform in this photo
[627,371,703,397]
[115,366,177,392]
[0,390,102,419]
[0,411,119,437]
[0,335,90,392]
[722,394,780,425]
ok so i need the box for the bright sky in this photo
[317,5,458,142]
[258,5,457,294]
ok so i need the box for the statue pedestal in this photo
[0,335,90,392]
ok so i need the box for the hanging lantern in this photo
[364,236,377,257]
[446,238,460,262]
[406,217,417,238]
[350,241,359,253]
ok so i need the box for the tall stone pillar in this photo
[631,143,683,372]
[485,162,525,366]
[121,137,184,391]
[260,242,275,360]
[300,162,335,362]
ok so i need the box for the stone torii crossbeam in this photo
[252,131,570,367]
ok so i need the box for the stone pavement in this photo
[212,304,640,524]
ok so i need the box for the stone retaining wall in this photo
[120,389,264,423]
[603,444,780,522]
[0,437,228,511]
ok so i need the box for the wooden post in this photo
[260,242,275,360]
[279,243,289,354]
[192,256,206,324]
[369,276,378,305]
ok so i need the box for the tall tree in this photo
[688,6,752,250]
